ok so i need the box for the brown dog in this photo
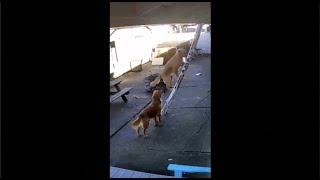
[150,48,186,91]
[131,90,163,138]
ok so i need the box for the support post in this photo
[161,24,203,115]
[110,29,117,36]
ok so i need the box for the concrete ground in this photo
[110,55,211,178]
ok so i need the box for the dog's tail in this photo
[149,75,161,87]
[131,115,142,128]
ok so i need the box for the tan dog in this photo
[131,90,163,138]
[150,48,186,91]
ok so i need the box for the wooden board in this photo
[110,166,174,178]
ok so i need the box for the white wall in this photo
[109,25,211,78]
[110,27,153,78]
[110,25,193,78]
[196,32,211,54]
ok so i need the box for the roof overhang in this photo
[110,2,211,28]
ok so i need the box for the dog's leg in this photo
[163,76,173,91]
[143,120,149,138]
[175,69,179,78]
[149,75,161,87]
[135,127,141,137]
[155,115,163,127]
[153,116,159,127]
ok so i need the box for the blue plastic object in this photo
[167,164,211,178]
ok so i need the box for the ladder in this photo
[161,24,204,115]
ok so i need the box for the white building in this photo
[110,24,211,78]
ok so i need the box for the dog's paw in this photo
[144,135,149,139]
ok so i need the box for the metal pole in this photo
[161,24,203,115]
[187,25,203,60]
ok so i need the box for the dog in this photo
[149,48,186,91]
[131,90,164,138]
